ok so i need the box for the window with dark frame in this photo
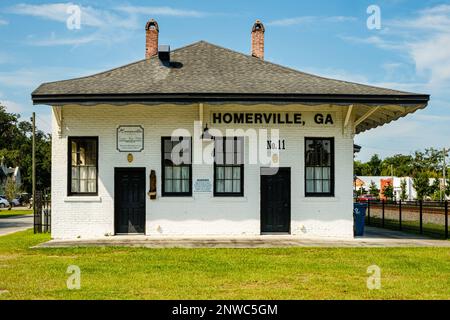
[214,137,244,196]
[305,138,334,197]
[68,137,98,196]
[161,137,192,196]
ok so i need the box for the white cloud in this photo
[412,114,450,122]
[340,35,403,51]
[28,32,102,46]
[420,4,450,15]
[116,5,207,18]
[7,3,109,28]
[0,99,52,132]
[0,100,24,113]
[0,66,97,89]
[382,62,403,71]
[343,5,450,90]
[301,66,427,94]
[0,52,12,64]
[388,15,450,33]
[302,67,370,84]
[355,113,450,161]
[0,19,8,25]
[6,3,210,47]
[7,3,209,28]
[268,15,356,27]
[408,34,450,87]
[0,69,44,88]
[267,16,316,26]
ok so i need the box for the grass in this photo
[367,217,449,239]
[0,230,449,300]
[0,210,32,219]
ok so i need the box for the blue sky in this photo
[0,0,449,161]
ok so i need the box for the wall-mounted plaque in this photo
[127,153,134,163]
[117,125,144,152]
[194,178,212,193]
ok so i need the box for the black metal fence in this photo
[34,189,51,234]
[364,200,449,239]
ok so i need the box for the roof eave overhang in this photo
[32,93,430,106]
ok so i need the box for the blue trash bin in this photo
[353,203,367,236]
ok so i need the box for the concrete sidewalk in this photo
[35,226,450,248]
[0,214,33,237]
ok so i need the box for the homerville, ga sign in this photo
[211,112,335,126]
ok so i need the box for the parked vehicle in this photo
[11,198,21,207]
[18,193,31,205]
[357,194,378,202]
[0,197,10,208]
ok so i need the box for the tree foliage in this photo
[356,149,450,200]
[4,177,21,209]
[355,149,449,178]
[412,172,430,200]
[400,179,408,201]
[382,183,394,200]
[0,105,51,193]
[368,181,379,197]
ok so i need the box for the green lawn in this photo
[367,216,449,239]
[0,230,449,300]
[0,210,32,218]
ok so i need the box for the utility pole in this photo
[32,112,36,224]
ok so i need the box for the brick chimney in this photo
[251,20,265,60]
[145,19,159,59]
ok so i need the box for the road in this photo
[0,214,33,236]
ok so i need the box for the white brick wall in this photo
[51,104,355,239]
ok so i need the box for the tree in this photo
[354,160,367,176]
[381,154,413,176]
[429,178,440,195]
[357,186,366,196]
[413,172,430,200]
[428,178,442,201]
[369,181,379,197]
[4,177,21,210]
[382,183,394,201]
[400,179,408,201]
[355,149,449,179]
[367,154,382,176]
[445,178,450,198]
[411,148,446,177]
[0,105,19,142]
[0,105,51,192]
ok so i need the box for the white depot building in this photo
[32,20,429,239]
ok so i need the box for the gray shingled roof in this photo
[32,41,428,106]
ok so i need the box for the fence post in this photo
[34,191,42,234]
[382,199,385,228]
[419,200,423,234]
[367,200,371,225]
[399,200,402,231]
[43,190,48,233]
[445,201,448,240]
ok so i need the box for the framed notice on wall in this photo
[117,125,144,152]
[194,178,212,193]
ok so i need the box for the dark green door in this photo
[115,168,146,234]
[261,168,291,233]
